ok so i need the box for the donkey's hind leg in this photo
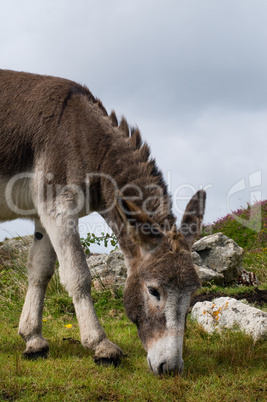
[18,218,56,359]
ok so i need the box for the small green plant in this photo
[80,232,118,255]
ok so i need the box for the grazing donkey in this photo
[0,69,206,375]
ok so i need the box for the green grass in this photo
[202,200,267,284]
[0,282,266,400]
[0,277,266,401]
[0,289,266,401]
[0,202,267,401]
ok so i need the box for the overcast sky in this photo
[1,0,267,244]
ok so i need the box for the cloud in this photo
[138,106,267,223]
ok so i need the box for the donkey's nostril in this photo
[158,362,166,375]
[158,360,183,375]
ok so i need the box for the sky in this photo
[1,0,267,246]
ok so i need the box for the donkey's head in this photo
[116,190,206,375]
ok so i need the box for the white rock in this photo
[193,264,224,285]
[86,251,127,289]
[191,297,267,341]
[192,233,244,284]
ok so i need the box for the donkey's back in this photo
[0,69,99,178]
[0,69,112,221]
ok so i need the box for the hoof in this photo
[22,338,49,360]
[94,356,121,367]
[23,350,48,360]
[93,338,124,368]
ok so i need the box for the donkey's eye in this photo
[148,287,160,301]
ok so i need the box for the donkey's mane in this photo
[77,82,170,201]
[58,83,108,126]
[106,108,175,230]
[110,111,168,194]
[68,83,175,230]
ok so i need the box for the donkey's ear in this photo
[115,192,163,251]
[180,190,206,249]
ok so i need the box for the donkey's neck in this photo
[93,121,176,256]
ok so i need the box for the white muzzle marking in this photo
[147,335,184,375]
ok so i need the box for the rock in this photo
[0,235,32,266]
[191,297,267,341]
[106,252,127,278]
[191,251,203,266]
[0,233,255,289]
[193,264,224,285]
[86,251,127,290]
[86,233,249,288]
[192,233,244,284]
[87,253,107,273]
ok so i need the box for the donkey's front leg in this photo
[19,219,56,358]
[41,215,124,365]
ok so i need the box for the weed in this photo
[81,232,118,255]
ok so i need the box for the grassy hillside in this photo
[0,203,266,401]
[202,200,267,285]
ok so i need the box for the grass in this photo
[201,200,267,284]
[0,202,267,401]
[0,281,266,401]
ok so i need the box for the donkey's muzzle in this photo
[148,357,184,376]
[147,335,184,376]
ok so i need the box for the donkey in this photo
[0,69,206,375]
